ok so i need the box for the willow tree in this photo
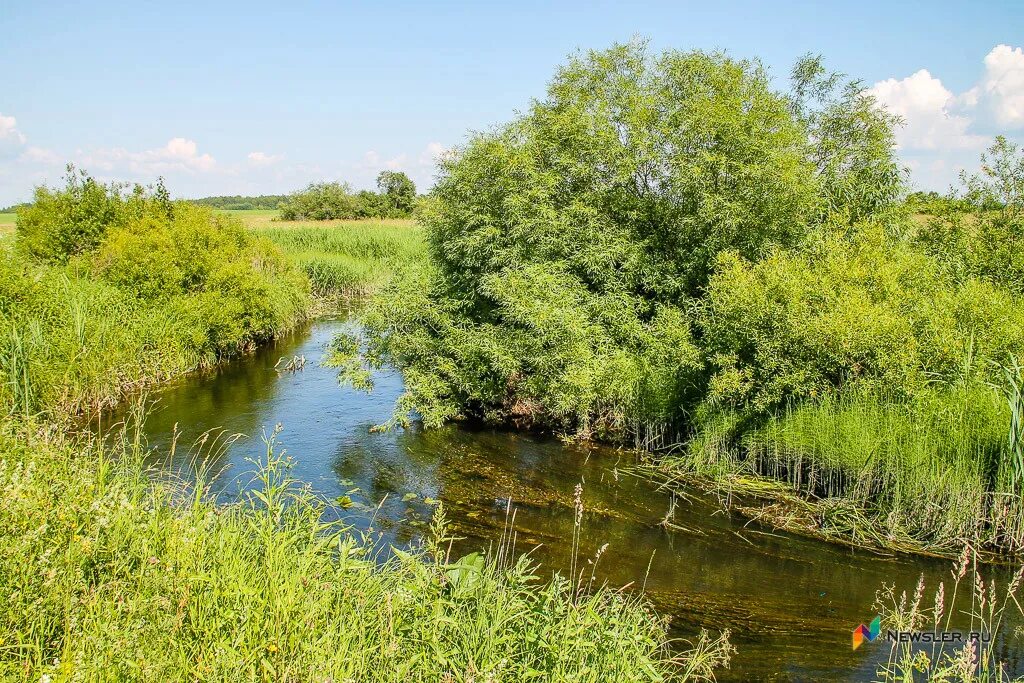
[350,42,904,442]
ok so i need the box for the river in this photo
[103,315,1022,681]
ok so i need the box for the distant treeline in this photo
[187,195,289,210]
[180,170,420,219]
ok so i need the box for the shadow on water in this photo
[102,316,1023,682]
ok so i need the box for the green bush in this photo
[279,173,418,221]
[16,166,172,262]
[700,225,1024,411]
[0,174,310,417]
[914,136,1024,293]
[352,43,903,441]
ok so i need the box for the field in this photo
[227,210,426,297]
[0,212,15,234]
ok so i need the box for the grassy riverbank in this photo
[249,217,425,297]
[2,419,729,682]
[0,175,725,680]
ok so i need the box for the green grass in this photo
[667,384,1020,554]
[0,204,310,418]
[0,419,730,681]
[251,219,426,296]
[0,212,15,234]
[0,187,728,680]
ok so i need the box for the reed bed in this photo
[660,384,1024,556]
[251,219,426,297]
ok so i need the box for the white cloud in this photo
[869,44,1024,190]
[868,69,986,151]
[247,151,283,167]
[0,113,27,159]
[971,44,1024,128]
[79,137,216,175]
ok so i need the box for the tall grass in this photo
[253,220,425,297]
[0,419,726,681]
[875,548,1024,682]
[667,384,1023,554]
[0,241,306,417]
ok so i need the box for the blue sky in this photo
[1,1,1022,205]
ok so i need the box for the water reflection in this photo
[107,317,1022,682]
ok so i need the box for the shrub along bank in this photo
[1,168,309,417]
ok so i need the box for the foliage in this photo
[187,194,290,210]
[700,225,1024,412]
[377,170,417,216]
[915,136,1024,293]
[254,219,425,296]
[788,54,904,223]
[0,421,727,682]
[353,42,907,438]
[280,175,418,221]
[280,181,363,221]
[0,173,309,417]
[15,166,174,262]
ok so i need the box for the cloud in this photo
[0,113,27,159]
[79,137,216,175]
[868,70,987,151]
[963,44,1024,128]
[247,151,283,167]
[869,44,1024,190]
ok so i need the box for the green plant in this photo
[0,419,728,682]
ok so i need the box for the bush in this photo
[351,43,904,441]
[280,182,362,220]
[700,225,1024,411]
[279,174,418,221]
[0,173,310,417]
[16,166,173,262]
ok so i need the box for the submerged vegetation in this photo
[342,42,1024,556]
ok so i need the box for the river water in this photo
[106,315,1022,681]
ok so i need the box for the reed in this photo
[663,384,1024,555]
[252,220,425,297]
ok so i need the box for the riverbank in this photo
[0,185,725,680]
[119,314,1024,681]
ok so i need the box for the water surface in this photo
[109,317,1021,681]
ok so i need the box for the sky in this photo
[1,1,1022,206]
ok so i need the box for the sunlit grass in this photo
[251,219,425,296]
[0,418,728,681]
